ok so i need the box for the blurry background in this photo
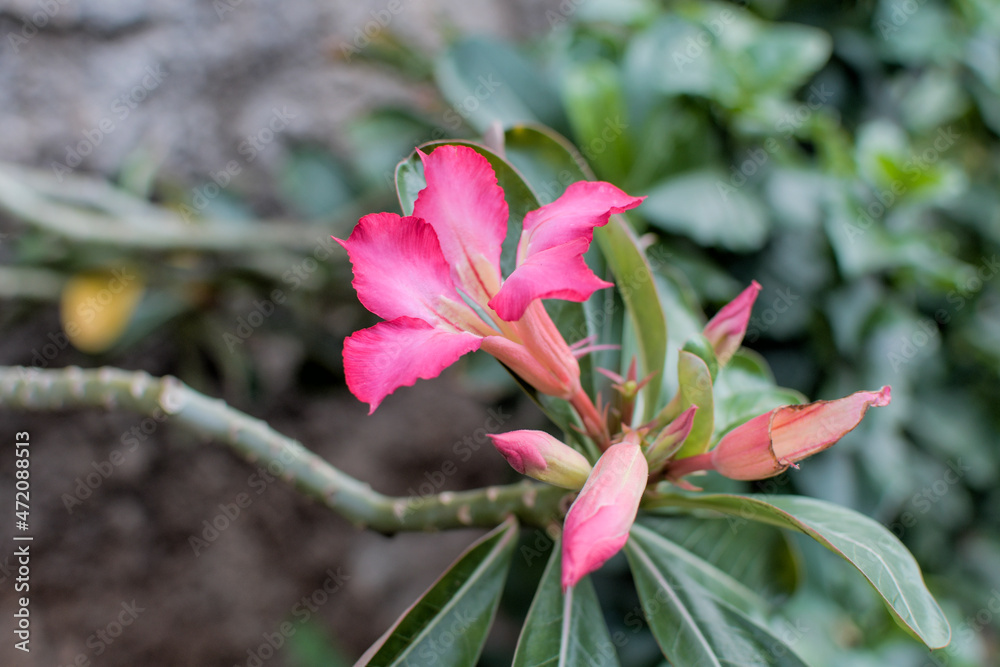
[1,0,998,665]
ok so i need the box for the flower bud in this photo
[709,386,892,480]
[561,434,648,590]
[703,280,761,366]
[488,430,592,489]
[645,405,698,471]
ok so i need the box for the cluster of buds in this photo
[485,280,890,588]
[338,145,892,591]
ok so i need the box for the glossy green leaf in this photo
[639,516,801,600]
[642,170,770,252]
[673,351,714,458]
[358,518,519,667]
[681,334,719,382]
[502,125,668,419]
[560,59,632,181]
[625,523,811,666]
[645,493,952,649]
[435,38,566,134]
[513,539,620,667]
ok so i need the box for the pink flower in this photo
[336,145,643,426]
[668,387,892,481]
[703,281,762,366]
[488,430,592,489]
[561,433,648,590]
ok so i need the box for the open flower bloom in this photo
[336,145,643,430]
[703,280,761,367]
[667,386,892,481]
[561,432,648,590]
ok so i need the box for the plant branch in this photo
[0,162,346,253]
[0,366,570,531]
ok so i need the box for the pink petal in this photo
[343,317,482,414]
[489,238,613,321]
[520,181,644,255]
[703,281,762,366]
[771,386,892,462]
[413,145,508,302]
[561,438,648,590]
[700,386,893,481]
[335,213,470,325]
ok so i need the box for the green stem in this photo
[0,366,570,531]
[0,162,345,253]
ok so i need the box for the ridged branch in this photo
[0,366,569,532]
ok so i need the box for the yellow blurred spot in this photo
[60,267,144,353]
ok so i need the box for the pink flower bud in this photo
[645,405,698,471]
[703,281,762,366]
[561,434,648,590]
[488,430,593,489]
[706,386,892,480]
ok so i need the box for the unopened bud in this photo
[488,430,592,489]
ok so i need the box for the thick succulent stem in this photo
[0,366,570,532]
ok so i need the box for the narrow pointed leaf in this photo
[645,493,952,649]
[357,518,519,667]
[640,516,801,600]
[625,523,811,667]
[513,539,620,667]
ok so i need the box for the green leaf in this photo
[639,515,801,600]
[358,518,519,667]
[625,523,811,666]
[560,59,632,181]
[645,493,952,649]
[502,125,668,419]
[513,539,620,667]
[435,38,566,134]
[673,351,715,458]
[681,334,719,382]
[642,169,770,252]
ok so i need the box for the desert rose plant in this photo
[337,135,950,665]
[0,127,951,666]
